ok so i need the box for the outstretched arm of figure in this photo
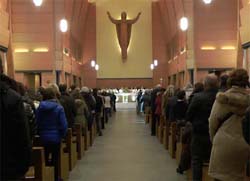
[129,12,141,24]
[107,11,119,24]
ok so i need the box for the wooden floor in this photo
[69,109,186,181]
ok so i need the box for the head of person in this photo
[17,82,26,96]
[59,84,67,94]
[203,74,219,91]
[93,88,99,96]
[228,68,249,88]
[71,89,82,100]
[193,82,204,93]
[121,12,127,19]
[80,86,89,95]
[165,85,175,97]
[220,74,229,88]
[47,83,60,97]
[177,90,186,100]
[42,87,56,101]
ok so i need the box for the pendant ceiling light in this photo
[33,0,43,6]
[60,19,68,33]
[203,0,213,4]
[180,17,189,31]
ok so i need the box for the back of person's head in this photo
[165,85,175,97]
[193,82,204,93]
[17,82,25,96]
[71,89,82,99]
[43,88,56,100]
[80,86,89,94]
[47,83,60,97]
[0,73,18,91]
[177,90,186,100]
[204,74,219,90]
[228,68,249,88]
[220,74,229,88]
[59,84,67,93]
[93,88,98,96]
[70,84,76,91]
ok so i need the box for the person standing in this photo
[59,84,76,128]
[36,88,68,181]
[0,78,31,180]
[208,69,250,181]
[93,89,104,136]
[186,74,219,181]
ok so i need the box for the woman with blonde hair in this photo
[161,85,175,117]
[209,69,250,181]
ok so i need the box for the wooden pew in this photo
[90,121,96,146]
[168,122,177,158]
[157,116,164,143]
[59,142,69,180]
[163,121,170,150]
[25,147,54,181]
[66,128,78,171]
[186,163,213,181]
[176,127,185,164]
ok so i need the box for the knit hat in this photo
[80,86,89,93]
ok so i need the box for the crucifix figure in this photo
[107,11,141,60]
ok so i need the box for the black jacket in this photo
[186,89,218,135]
[59,92,76,128]
[165,96,178,122]
[0,81,31,179]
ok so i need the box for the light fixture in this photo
[33,48,49,52]
[180,17,189,31]
[221,46,236,50]
[150,64,154,70]
[203,0,213,4]
[33,0,43,6]
[201,46,216,50]
[154,59,158,66]
[95,64,99,70]
[14,48,29,53]
[91,60,96,67]
[60,19,68,33]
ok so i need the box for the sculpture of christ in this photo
[107,11,141,60]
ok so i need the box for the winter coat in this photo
[186,89,218,135]
[165,96,177,122]
[22,96,37,139]
[59,92,76,128]
[74,98,89,129]
[208,86,250,181]
[36,100,68,144]
[173,100,188,122]
[0,81,31,179]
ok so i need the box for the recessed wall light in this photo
[14,48,29,53]
[201,46,216,50]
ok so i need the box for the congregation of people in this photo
[137,69,250,181]
[0,59,117,180]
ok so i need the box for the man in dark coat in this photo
[0,74,31,179]
[186,74,218,181]
[59,84,76,128]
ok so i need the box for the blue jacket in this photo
[36,100,68,144]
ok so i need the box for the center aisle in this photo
[69,109,186,181]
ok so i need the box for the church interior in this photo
[0,0,250,181]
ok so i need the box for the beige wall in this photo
[240,0,250,45]
[96,0,152,78]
